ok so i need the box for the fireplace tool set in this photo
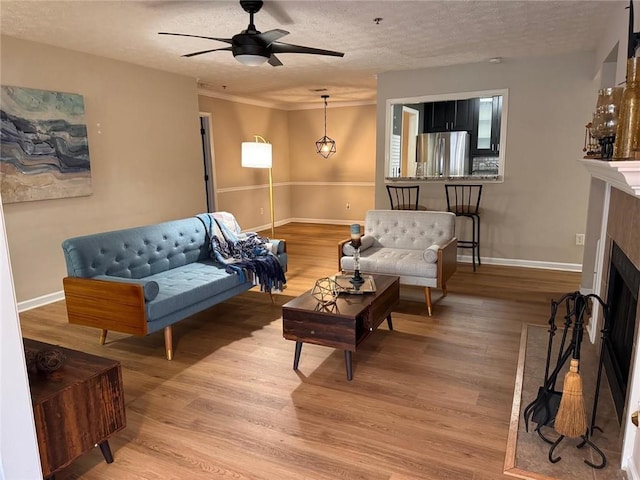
[523,291,611,470]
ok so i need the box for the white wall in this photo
[0,196,42,479]
[377,52,595,266]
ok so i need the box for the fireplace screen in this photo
[604,242,639,424]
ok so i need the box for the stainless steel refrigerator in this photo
[415,132,470,177]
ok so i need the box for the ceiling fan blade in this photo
[271,42,344,57]
[182,47,232,58]
[159,32,233,44]
[268,54,283,67]
[256,29,289,46]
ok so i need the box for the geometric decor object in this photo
[311,276,339,310]
[0,86,92,204]
[315,94,336,159]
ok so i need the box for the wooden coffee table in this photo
[282,274,400,380]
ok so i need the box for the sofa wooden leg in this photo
[424,287,433,316]
[442,283,448,297]
[99,329,108,345]
[269,292,275,304]
[164,326,173,360]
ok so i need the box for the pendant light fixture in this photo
[315,94,336,158]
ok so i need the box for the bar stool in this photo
[386,185,422,210]
[445,184,482,271]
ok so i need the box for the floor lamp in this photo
[241,135,274,238]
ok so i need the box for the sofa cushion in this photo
[62,218,209,279]
[145,260,248,321]
[341,247,438,278]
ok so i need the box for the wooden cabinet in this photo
[471,96,502,156]
[424,99,473,133]
[24,339,126,479]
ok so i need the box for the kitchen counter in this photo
[385,175,502,183]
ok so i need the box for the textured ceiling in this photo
[0,0,622,108]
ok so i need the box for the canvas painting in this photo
[0,86,92,203]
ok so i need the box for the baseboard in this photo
[287,217,362,226]
[457,254,582,272]
[18,290,64,313]
[245,219,290,234]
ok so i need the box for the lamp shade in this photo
[241,142,272,168]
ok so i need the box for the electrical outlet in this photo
[576,234,585,246]
[346,202,350,210]
[260,207,264,215]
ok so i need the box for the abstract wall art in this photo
[0,86,92,203]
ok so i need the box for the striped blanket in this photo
[196,214,286,293]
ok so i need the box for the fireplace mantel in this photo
[579,159,640,197]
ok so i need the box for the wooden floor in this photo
[19,223,582,480]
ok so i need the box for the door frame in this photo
[401,106,420,177]
[199,113,217,213]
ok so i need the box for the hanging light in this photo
[315,94,336,158]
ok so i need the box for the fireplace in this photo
[604,242,640,424]
[579,159,640,472]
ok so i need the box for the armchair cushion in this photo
[351,248,439,278]
[422,244,440,264]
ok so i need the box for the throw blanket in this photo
[196,214,286,293]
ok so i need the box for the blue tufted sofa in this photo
[339,210,456,316]
[61,212,286,359]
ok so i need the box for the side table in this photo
[24,338,126,478]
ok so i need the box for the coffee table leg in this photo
[98,440,114,463]
[387,314,393,331]
[344,351,353,381]
[293,341,303,370]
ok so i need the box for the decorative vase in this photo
[613,57,640,160]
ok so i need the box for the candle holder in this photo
[349,224,365,290]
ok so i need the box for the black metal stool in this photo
[386,185,420,210]
[445,184,482,271]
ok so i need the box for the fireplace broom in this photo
[554,296,588,438]
[554,358,587,437]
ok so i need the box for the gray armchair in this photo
[339,210,457,315]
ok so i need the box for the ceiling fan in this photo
[158,0,345,67]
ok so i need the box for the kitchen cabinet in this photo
[424,99,473,133]
[472,96,502,156]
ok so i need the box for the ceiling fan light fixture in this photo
[235,54,269,66]
[159,0,344,67]
[315,94,336,159]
